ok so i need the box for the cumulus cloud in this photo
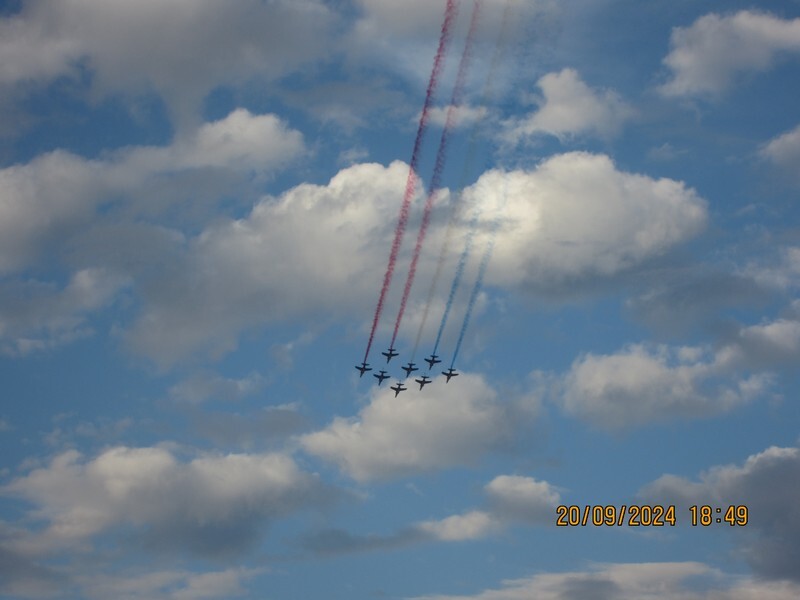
[504,69,633,142]
[416,510,497,542]
[409,562,800,600]
[551,297,800,430]
[119,109,305,175]
[300,373,512,481]
[0,109,304,276]
[0,151,107,274]
[660,11,800,97]
[123,160,412,365]
[484,475,561,524]
[641,445,800,581]
[555,342,772,430]
[732,317,800,367]
[424,104,489,130]
[2,446,331,558]
[760,124,800,179]
[484,153,707,288]
[0,108,304,356]
[0,0,335,127]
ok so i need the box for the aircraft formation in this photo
[355,351,456,396]
[354,0,509,395]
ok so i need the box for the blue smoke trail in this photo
[430,200,482,360]
[424,0,515,366]
[449,173,508,370]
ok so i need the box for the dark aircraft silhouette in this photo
[382,347,399,362]
[401,362,418,376]
[415,375,432,390]
[424,354,441,369]
[355,362,372,377]
[442,368,459,382]
[373,370,389,385]
[390,381,407,397]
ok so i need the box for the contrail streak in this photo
[430,200,482,359]
[389,0,482,354]
[426,0,514,365]
[362,0,459,363]
[449,173,508,370]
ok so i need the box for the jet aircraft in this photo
[415,375,432,390]
[355,362,372,377]
[424,354,441,369]
[373,370,389,385]
[390,381,407,397]
[401,362,418,376]
[382,347,399,362]
[442,367,459,382]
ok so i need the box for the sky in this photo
[1,0,800,598]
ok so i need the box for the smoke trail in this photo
[425,0,514,364]
[429,199,482,360]
[449,172,508,370]
[389,0,482,353]
[362,0,459,363]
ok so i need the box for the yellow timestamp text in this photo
[689,504,748,526]
[555,504,750,527]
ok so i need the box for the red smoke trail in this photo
[389,0,482,352]
[363,0,459,363]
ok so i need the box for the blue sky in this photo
[1,0,800,598]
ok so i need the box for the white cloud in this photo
[0,109,304,277]
[424,104,489,130]
[0,0,335,128]
[641,445,800,581]
[0,109,303,356]
[734,318,800,367]
[409,562,800,600]
[123,160,411,365]
[504,68,633,142]
[2,446,329,557]
[416,510,497,542]
[0,151,106,274]
[484,475,561,524]
[557,342,771,430]
[660,11,800,97]
[300,373,512,482]
[120,109,304,175]
[552,300,800,430]
[484,154,707,288]
[760,124,800,176]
